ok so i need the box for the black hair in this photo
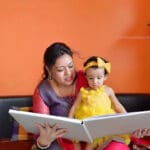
[43,42,73,79]
[83,56,109,75]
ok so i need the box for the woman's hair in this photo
[43,42,73,79]
[83,56,109,75]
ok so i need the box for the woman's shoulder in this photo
[37,79,50,89]
[35,79,53,97]
[76,70,84,77]
[76,70,88,93]
[76,70,87,83]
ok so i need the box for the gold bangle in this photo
[37,139,50,150]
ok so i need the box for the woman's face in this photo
[50,54,76,86]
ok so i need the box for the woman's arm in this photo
[33,89,50,114]
[105,86,127,113]
[33,89,68,149]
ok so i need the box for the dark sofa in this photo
[0,96,33,150]
[0,94,150,150]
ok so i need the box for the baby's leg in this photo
[85,143,94,150]
[74,142,81,150]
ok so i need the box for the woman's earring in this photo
[48,75,52,80]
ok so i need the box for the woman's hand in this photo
[35,122,67,147]
[132,128,150,138]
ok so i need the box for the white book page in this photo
[9,109,91,142]
[83,111,150,140]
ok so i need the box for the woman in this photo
[32,42,130,150]
[32,42,88,150]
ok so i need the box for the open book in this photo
[9,109,150,143]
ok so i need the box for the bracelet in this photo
[37,139,50,150]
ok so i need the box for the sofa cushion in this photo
[11,106,33,141]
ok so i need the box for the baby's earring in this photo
[48,74,52,80]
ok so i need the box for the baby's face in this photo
[85,67,106,90]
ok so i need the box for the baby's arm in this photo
[105,86,127,113]
[68,93,81,118]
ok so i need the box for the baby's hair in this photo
[83,56,109,75]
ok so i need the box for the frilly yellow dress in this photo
[74,86,130,147]
[74,86,115,119]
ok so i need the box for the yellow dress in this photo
[74,86,130,147]
[74,86,115,119]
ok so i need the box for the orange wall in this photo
[0,0,150,95]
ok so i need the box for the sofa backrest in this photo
[0,96,32,139]
[0,94,150,139]
[117,94,150,112]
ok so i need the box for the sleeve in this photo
[32,88,50,114]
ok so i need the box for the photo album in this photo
[9,109,150,143]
